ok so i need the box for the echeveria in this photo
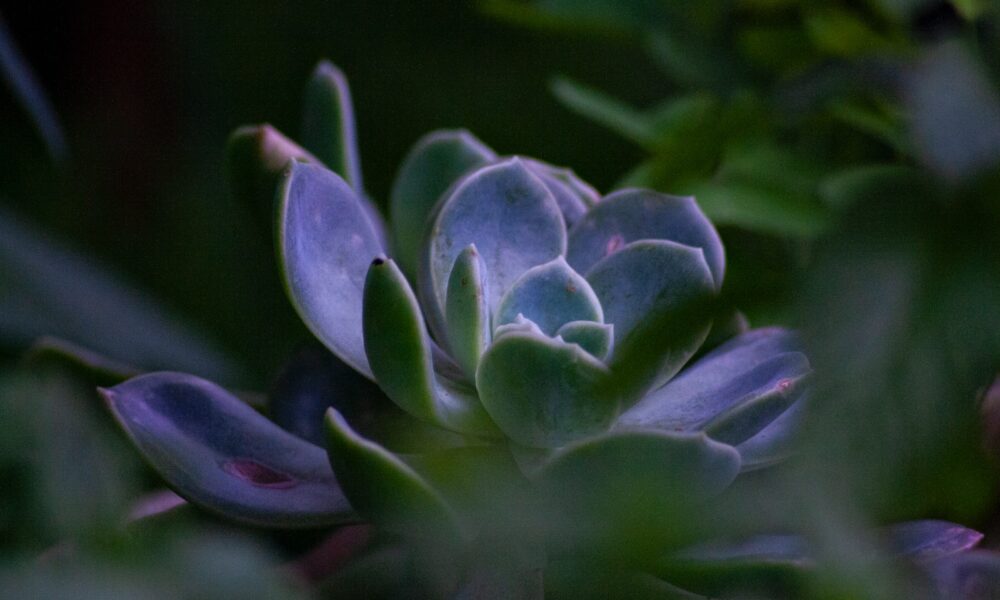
[101,62,982,597]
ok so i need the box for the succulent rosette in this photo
[99,62,984,597]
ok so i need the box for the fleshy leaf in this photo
[524,158,599,227]
[495,257,602,336]
[300,61,363,192]
[587,240,715,396]
[445,245,491,380]
[735,399,805,471]
[492,314,545,341]
[100,372,357,528]
[426,158,566,319]
[885,520,983,563]
[537,430,741,551]
[568,189,724,289]
[555,321,613,361]
[617,328,811,446]
[929,551,1000,599]
[324,408,461,541]
[390,130,496,278]
[363,257,496,436]
[278,161,383,378]
[476,330,614,448]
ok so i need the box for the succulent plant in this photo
[99,62,984,597]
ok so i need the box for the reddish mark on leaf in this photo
[776,379,794,393]
[605,234,625,256]
[222,459,298,489]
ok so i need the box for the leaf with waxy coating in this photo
[278,162,383,379]
[617,328,811,446]
[390,130,496,278]
[523,158,599,227]
[301,61,364,192]
[495,257,602,336]
[555,321,613,361]
[587,240,715,396]
[735,399,804,471]
[886,520,983,563]
[445,245,491,380]
[426,159,566,320]
[476,330,614,448]
[568,189,724,289]
[324,408,461,541]
[101,372,357,528]
[363,257,496,436]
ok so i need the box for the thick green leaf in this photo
[101,372,357,528]
[301,60,363,192]
[568,189,724,289]
[364,257,496,436]
[277,161,383,379]
[587,240,715,394]
[0,207,241,383]
[476,329,614,448]
[426,158,567,319]
[555,320,613,361]
[445,245,491,380]
[324,408,461,540]
[390,130,496,278]
[495,257,602,335]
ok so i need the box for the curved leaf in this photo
[363,257,496,436]
[555,320,613,361]
[300,61,363,192]
[524,158,599,227]
[617,328,811,446]
[324,408,461,540]
[101,372,357,528]
[426,158,566,319]
[568,189,724,289]
[587,240,715,395]
[277,161,383,378]
[885,520,982,563]
[476,329,614,448]
[495,256,602,336]
[735,399,805,471]
[390,130,496,277]
[445,245,491,380]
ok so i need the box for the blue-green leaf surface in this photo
[555,320,613,361]
[568,189,724,289]
[278,161,384,378]
[101,372,357,528]
[390,130,496,278]
[476,329,613,448]
[445,245,491,380]
[735,400,805,471]
[426,158,566,318]
[524,158,599,227]
[886,520,982,562]
[300,61,364,192]
[495,257,602,336]
[617,328,811,445]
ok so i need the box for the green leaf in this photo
[550,76,654,147]
[445,245,491,380]
[476,329,614,448]
[324,408,461,540]
[425,158,567,318]
[555,320,613,361]
[0,207,241,383]
[689,181,829,237]
[101,372,358,528]
[277,161,384,379]
[364,257,497,436]
[495,257,602,335]
[301,60,364,192]
[390,130,496,278]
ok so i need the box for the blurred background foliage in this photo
[2,0,1000,597]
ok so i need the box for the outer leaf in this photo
[555,320,613,361]
[568,189,724,289]
[537,430,741,552]
[524,158,600,227]
[476,330,613,448]
[617,328,811,446]
[390,130,496,278]
[587,240,715,395]
[445,245,491,380]
[363,257,496,436]
[735,399,805,471]
[495,257,602,336]
[277,161,383,378]
[301,61,363,192]
[100,372,357,528]
[426,158,566,318]
[324,408,461,541]
[885,520,983,563]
